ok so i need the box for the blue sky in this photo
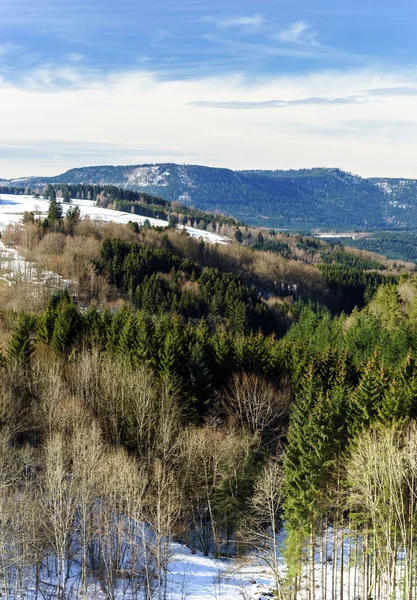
[1,0,417,177]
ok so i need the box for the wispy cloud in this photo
[275,21,322,46]
[189,96,363,110]
[367,86,417,96]
[1,64,417,178]
[217,14,264,30]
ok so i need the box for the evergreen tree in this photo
[379,353,417,423]
[187,335,213,414]
[50,302,81,353]
[65,205,80,234]
[234,228,243,244]
[211,328,235,386]
[159,316,185,377]
[118,315,139,365]
[47,194,63,226]
[348,353,389,435]
[7,314,33,365]
[37,305,57,344]
[283,366,342,579]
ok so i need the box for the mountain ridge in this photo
[2,163,417,230]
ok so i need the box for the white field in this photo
[0,194,229,244]
[163,543,276,600]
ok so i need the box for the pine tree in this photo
[7,314,34,365]
[379,353,417,424]
[50,302,81,353]
[187,335,213,414]
[135,310,153,362]
[83,304,103,345]
[234,228,243,244]
[105,306,131,353]
[37,305,57,344]
[348,353,389,435]
[283,366,342,583]
[65,205,80,234]
[211,327,235,387]
[118,315,139,365]
[47,194,63,226]
[159,316,185,377]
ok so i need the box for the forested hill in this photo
[3,163,417,229]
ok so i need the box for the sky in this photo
[1,0,417,178]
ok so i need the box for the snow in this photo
[0,194,229,244]
[167,543,275,600]
[315,233,356,239]
[4,542,277,600]
[126,166,170,187]
[0,239,68,287]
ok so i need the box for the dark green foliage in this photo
[37,305,56,344]
[97,240,272,334]
[321,249,385,271]
[348,355,389,435]
[50,301,81,353]
[65,205,80,233]
[317,264,396,311]
[127,220,140,233]
[249,238,291,258]
[335,231,417,264]
[47,196,63,224]
[7,314,34,365]
[234,228,243,243]
[50,288,70,308]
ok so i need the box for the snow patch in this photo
[0,194,229,245]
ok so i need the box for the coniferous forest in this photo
[1,197,417,599]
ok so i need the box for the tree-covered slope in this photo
[3,163,417,229]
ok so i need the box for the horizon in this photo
[1,0,417,178]
[2,162,417,183]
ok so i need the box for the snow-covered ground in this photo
[6,543,277,600]
[0,240,68,288]
[0,194,229,244]
[167,543,275,600]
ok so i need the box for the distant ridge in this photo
[2,163,417,230]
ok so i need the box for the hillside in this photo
[3,164,417,230]
[1,189,417,599]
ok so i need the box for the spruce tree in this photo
[47,194,63,226]
[211,327,235,387]
[159,316,185,377]
[7,314,34,366]
[283,366,342,582]
[379,353,417,423]
[118,315,139,365]
[37,305,57,344]
[348,353,389,435]
[50,302,81,354]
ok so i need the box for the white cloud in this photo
[276,21,322,46]
[217,15,264,30]
[1,66,417,178]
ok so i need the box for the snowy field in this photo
[0,194,229,244]
[158,543,275,600]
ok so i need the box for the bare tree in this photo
[222,372,290,445]
[38,432,78,600]
[238,460,285,599]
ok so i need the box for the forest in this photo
[333,231,417,264]
[0,197,416,599]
